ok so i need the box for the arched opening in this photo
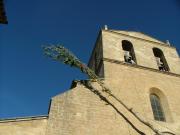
[150,94,166,121]
[122,40,136,64]
[149,88,173,122]
[153,48,169,71]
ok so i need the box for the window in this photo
[150,94,166,121]
[122,40,136,64]
[153,48,169,71]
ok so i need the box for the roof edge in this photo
[0,115,48,123]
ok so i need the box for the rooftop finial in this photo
[166,40,171,46]
[104,25,108,30]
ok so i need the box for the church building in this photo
[0,28,180,135]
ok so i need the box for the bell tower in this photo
[46,28,180,135]
[88,29,180,77]
[87,28,180,131]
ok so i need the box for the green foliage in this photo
[43,45,98,79]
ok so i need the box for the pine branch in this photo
[43,45,175,135]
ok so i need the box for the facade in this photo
[0,29,180,135]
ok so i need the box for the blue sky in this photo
[0,0,180,118]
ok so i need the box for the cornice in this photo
[0,115,48,123]
[103,30,176,49]
[103,58,180,78]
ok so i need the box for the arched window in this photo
[122,40,136,64]
[153,48,169,71]
[150,94,166,121]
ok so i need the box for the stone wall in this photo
[0,116,47,135]
[45,63,180,135]
[88,32,104,77]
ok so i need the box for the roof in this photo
[0,0,8,24]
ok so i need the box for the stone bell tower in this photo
[46,28,180,135]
